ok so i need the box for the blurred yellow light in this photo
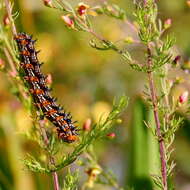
[37,33,56,63]
[187,0,190,7]
[15,109,32,132]
[91,101,111,123]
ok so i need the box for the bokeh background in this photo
[0,0,190,189]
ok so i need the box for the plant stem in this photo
[3,47,17,73]
[52,172,60,190]
[3,47,29,100]
[147,44,167,190]
[124,20,138,33]
[39,121,60,190]
[4,0,17,36]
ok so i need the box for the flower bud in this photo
[77,3,89,16]
[179,91,188,104]
[0,58,5,70]
[173,55,181,65]
[86,167,101,177]
[144,0,148,6]
[9,71,17,78]
[61,15,74,28]
[124,36,134,44]
[3,14,10,26]
[164,18,172,29]
[46,73,52,85]
[43,0,53,8]
[83,118,91,131]
[107,132,116,139]
[86,167,101,188]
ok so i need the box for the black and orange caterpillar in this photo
[15,33,78,143]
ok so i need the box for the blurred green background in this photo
[0,0,190,189]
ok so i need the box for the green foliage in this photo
[101,3,127,20]
[22,96,128,173]
[131,1,183,189]
[23,154,50,173]
[134,0,159,43]
[62,169,79,190]
[90,39,132,63]
[152,35,176,70]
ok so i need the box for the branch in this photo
[3,47,17,73]
[39,120,60,190]
[4,0,17,36]
[147,43,168,190]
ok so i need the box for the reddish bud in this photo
[46,73,52,85]
[179,91,188,104]
[43,0,53,8]
[9,71,17,78]
[164,18,172,29]
[144,0,148,6]
[39,118,49,126]
[85,167,101,188]
[0,58,5,70]
[86,167,101,177]
[10,100,21,110]
[83,118,91,131]
[173,55,181,65]
[3,14,10,26]
[77,3,89,16]
[61,15,74,28]
[107,132,116,139]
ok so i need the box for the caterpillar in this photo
[15,32,78,143]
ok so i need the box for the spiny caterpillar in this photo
[15,33,78,143]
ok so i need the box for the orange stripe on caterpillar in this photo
[41,100,51,106]
[45,109,57,116]
[55,116,64,121]
[21,63,34,70]
[20,50,30,56]
[19,39,29,45]
[60,120,68,126]
[30,88,44,95]
[58,131,78,142]
[14,34,27,41]
[24,76,39,82]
